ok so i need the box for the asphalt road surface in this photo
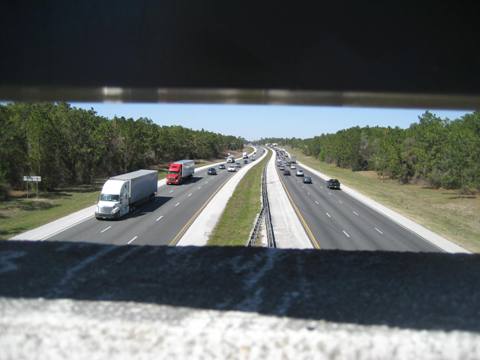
[276,160,440,252]
[50,148,265,246]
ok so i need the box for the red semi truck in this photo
[166,160,195,185]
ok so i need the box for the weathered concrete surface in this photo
[1,241,480,358]
[2,299,480,360]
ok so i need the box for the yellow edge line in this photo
[168,175,233,246]
[277,167,320,249]
[169,149,268,246]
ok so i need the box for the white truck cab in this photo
[96,180,130,219]
[95,170,158,220]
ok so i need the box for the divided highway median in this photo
[208,149,272,246]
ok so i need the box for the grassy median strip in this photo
[208,150,271,246]
[0,186,99,240]
[287,147,480,252]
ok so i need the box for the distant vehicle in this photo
[218,164,226,169]
[95,169,158,219]
[242,151,248,159]
[235,161,241,167]
[244,159,248,164]
[303,176,312,184]
[227,166,236,172]
[251,156,256,161]
[327,179,341,190]
[290,164,296,169]
[284,169,291,176]
[279,165,285,170]
[226,156,235,163]
[207,167,217,175]
[290,156,297,163]
[296,169,304,177]
[167,160,195,185]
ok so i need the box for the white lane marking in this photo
[326,212,331,218]
[175,202,180,207]
[100,226,111,233]
[353,211,359,216]
[342,230,351,238]
[127,235,138,244]
[314,200,319,205]
[156,215,164,222]
[375,227,384,235]
[169,190,174,194]
[187,193,192,197]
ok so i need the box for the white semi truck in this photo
[95,169,158,219]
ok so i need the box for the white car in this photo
[227,166,237,172]
[290,164,296,169]
[296,169,304,176]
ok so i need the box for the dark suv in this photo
[326,179,340,189]
[207,167,217,175]
[284,169,291,176]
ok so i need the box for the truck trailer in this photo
[166,160,195,185]
[95,169,158,219]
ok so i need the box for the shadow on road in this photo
[124,196,172,219]
[1,241,479,332]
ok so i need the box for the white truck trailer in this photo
[95,169,158,219]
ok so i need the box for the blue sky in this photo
[71,102,470,140]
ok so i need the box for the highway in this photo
[50,148,265,246]
[275,154,440,252]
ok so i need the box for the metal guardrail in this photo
[248,160,276,247]
[263,165,276,248]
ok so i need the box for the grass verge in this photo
[208,149,271,246]
[287,147,480,252]
[0,186,100,240]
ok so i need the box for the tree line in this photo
[0,102,245,193]
[260,111,480,191]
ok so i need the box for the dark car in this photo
[284,169,291,176]
[218,164,226,169]
[303,176,312,184]
[327,178,341,189]
[244,159,249,164]
[279,165,285,171]
[207,167,217,175]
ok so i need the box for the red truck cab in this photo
[166,160,195,185]
[167,163,182,185]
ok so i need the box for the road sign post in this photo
[23,176,42,198]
